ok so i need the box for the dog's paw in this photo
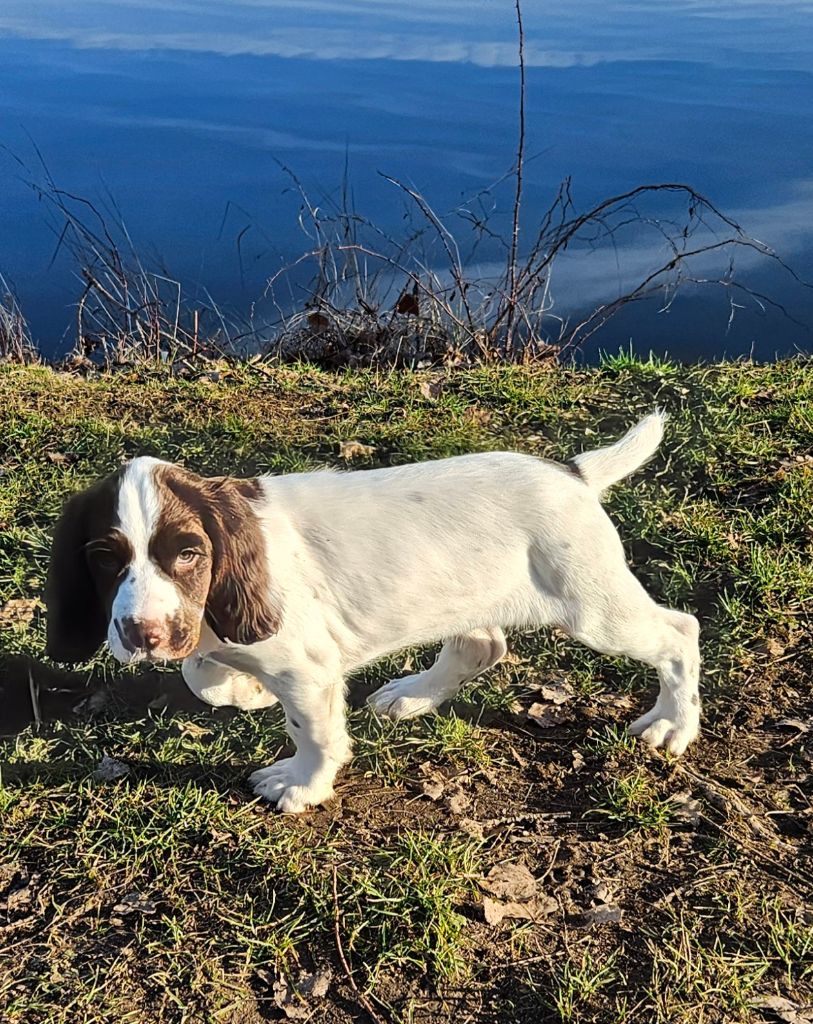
[249,757,334,813]
[628,711,699,757]
[367,674,444,720]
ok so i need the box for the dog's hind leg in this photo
[624,607,701,755]
[368,627,507,721]
[561,573,701,756]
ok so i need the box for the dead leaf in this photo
[752,994,813,1023]
[725,530,742,550]
[571,750,585,772]
[0,597,43,630]
[419,379,443,401]
[2,872,41,913]
[445,784,471,815]
[590,881,614,905]
[527,703,573,729]
[697,782,781,844]
[594,692,634,710]
[763,637,787,658]
[339,440,375,461]
[45,450,78,465]
[458,817,485,840]
[480,863,537,902]
[421,778,445,801]
[536,679,575,705]
[462,406,492,428]
[779,454,813,475]
[92,755,130,782]
[112,892,157,916]
[273,967,332,1019]
[483,895,557,926]
[574,903,623,928]
[307,311,330,331]
[176,720,213,740]
[395,288,420,317]
[0,862,17,892]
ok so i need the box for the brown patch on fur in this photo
[154,466,281,645]
[146,494,214,657]
[231,478,265,502]
[46,469,128,662]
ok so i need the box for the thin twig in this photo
[505,0,527,351]
[28,666,42,729]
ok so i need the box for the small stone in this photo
[112,892,157,916]
[92,755,130,782]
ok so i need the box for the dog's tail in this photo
[569,411,665,496]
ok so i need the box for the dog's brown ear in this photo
[202,477,282,645]
[45,480,114,663]
[159,468,282,645]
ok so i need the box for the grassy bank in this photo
[0,356,811,1023]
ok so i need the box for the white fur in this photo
[570,409,664,494]
[184,411,701,813]
[181,622,278,710]
[108,457,181,663]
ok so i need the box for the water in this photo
[1,0,812,360]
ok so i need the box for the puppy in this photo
[46,412,700,812]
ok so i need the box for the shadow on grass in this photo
[0,758,266,791]
[0,653,209,737]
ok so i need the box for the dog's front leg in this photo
[248,669,351,812]
[203,642,352,813]
[181,653,279,710]
[182,622,279,711]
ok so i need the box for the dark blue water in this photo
[1,1,812,359]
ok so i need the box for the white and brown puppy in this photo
[46,412,700,813]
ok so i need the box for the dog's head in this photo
[45,458,281,664]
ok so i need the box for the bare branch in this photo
[505,0,527,351]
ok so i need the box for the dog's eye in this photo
[176,549,200,566]
[89,549,122,573]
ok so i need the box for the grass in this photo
[0,355,812,1022]
[336,830,482,982]
[550,952,620,1022]
[592,768,679,834]
[649,914,771,1024]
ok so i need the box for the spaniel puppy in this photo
[46,413,700,812]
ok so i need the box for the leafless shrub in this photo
[24,158,800,370]
[261,167,802,367]
[0,277,37,364]
[260,0,806,367]
[13,146,237,370]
